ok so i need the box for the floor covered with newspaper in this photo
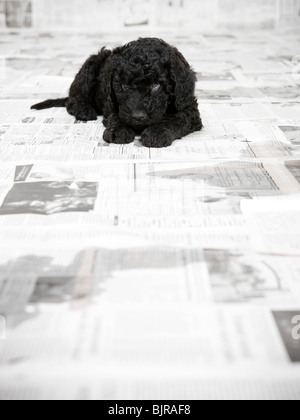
[0,28,300,400]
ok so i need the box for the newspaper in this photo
[1,112,300,162]
[0,27,300,400]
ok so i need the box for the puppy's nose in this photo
[132,111,146,121]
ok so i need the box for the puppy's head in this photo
[104,38,196,130]
[113,40,171,129]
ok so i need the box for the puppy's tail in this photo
[31,97,68,110]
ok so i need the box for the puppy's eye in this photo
[122,85,130,92]
[151,83,161,93]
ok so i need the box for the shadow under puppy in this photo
[32,38,203,148]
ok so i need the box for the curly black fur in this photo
[32,38,202,148]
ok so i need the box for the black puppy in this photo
[32,38,202,148]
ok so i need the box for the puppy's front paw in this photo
[141,127,174,148]
[103,126,135,144]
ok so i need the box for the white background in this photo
[0,0,300,29]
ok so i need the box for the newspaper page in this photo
[0,25,300,400]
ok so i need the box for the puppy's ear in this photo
[169,47,197,111]
[105,75,118,115]
[101,56,119,116]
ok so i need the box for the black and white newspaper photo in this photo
[0,0,300,403]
